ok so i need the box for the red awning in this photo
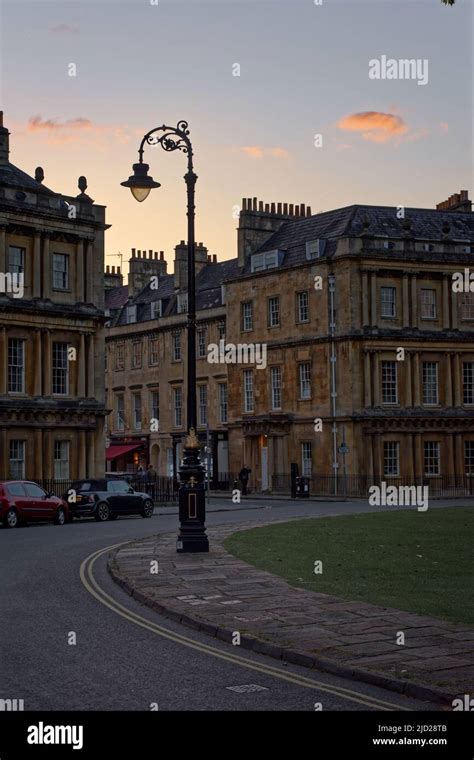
[106,443,142,461]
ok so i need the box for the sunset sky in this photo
[0,0,471,274]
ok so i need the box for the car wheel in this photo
[54,507,66,526]
[4,508,19,528]
[141,500,154,518]
[94,502,110,522]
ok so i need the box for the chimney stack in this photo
[436,190,472,213]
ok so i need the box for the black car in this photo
[63,479,155,522]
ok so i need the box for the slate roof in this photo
[241,204,474,274]
[0,161,56,194]
[105,285,129,311]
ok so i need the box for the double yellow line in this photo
[80,543,411,711]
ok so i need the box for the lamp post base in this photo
[177,429,209,553]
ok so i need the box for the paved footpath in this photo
[108,520,474,705]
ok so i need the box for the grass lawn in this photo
[224,507,474,626]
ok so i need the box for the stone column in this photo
[405,352,412,407]
[451,281,458,330]
[87,333,95,398]
[42,234,50,299]
[0,224,6,273]
[85,239,94,304]
[86,430,95,477]
[410,273,418,327]
[33,231,41,298]
[402,273,410,327]
[370,271,377,326]
[446,433,455,477]
[78,430,87,478]
[453,353,461,407]
[33,329,42,396]
[43,430,53,479]
[78,333,86,397]
[414,432,423,481]
[372,351,380,406]
[361,270,369,326]
[0,428,8,478]
[34,429,43,478]
[373,432,382,481]
[413,352,421,406]
[0,326,7,394]
[42,329,52,396]
[454,433,463,477]
[76,239,85,303]
[364,350,371,407]
[445,353,453,407]
[442,275,450,329]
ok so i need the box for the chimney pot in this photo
[118,266,121,274]
[270,202,276,213]
[242,198,247,211]
[277,202,282,214]
[295,206,300,217]
[106,265,109,273]
[289,204,294,215]
[307,206,311,216]
[0,112,3,127]
[259,201,263,211]
[283,203,288,214]
[34,166,44,183]
[300,203,305,217]
[131,248,136,257]
[160,251,164,260]
[264,203,270,212]
[213,254,217,263]
[207,255,211,262]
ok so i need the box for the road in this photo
[1,497,462,712]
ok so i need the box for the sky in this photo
[0,0,472,275]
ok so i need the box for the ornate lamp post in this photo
[121,120,209,553]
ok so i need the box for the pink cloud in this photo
[28,116,93,132]
[240,145,289,159]
[337,111,409,143]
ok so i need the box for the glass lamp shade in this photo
[121,162,160,202]
[131,186,151,203]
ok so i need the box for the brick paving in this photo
[108,521,474,704]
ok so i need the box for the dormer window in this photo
[305,239,326,260]
[151,300,162,319]
[177,293,188,313]
[383,240,395,250]
[423,243,435,252]
[251,249,283,272]
[126,305,137,324]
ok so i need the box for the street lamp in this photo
[121,120,209,553]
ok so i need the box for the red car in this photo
[0,481,68,528]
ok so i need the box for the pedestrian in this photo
[147,464,157,479]
[238,465,251,496]
[146,464,157,500]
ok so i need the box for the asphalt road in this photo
[1,497,463,712]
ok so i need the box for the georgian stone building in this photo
[224,194,474,492]
[0,112,108,480]
[105,245,237,478]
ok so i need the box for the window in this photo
[7,246,24,275]
[197,328,207,358]
[296,291,309,322]
[461,293,474,321]
[8,338,25,393]
[7,482,26,497]
[173,387,182,427]
[52,342,69,395]
[131,340,142,369]
[251,250,282,272]
[54,441,70,478]
[380,287,396,318]
[115,343,125,371]
[301,442,312,476]
[149,337,159,366]
[151,390,159,424]
[299,363,311,399]
[172,331,181,361]
[9,440,25,479]
[305,239,326,260]
[241,301,253,331]
[177,293,188,314]
[243,370,254,412]
[271,366,282,410]
[132,393,142,430]
[420,289,437,319]
[126,305,137,324]
[268,296,280,327]
[198,385,207,426]
[465,441,474,474]
[424,441,440,476]
[422,362,439,405]
[116,395,125,431]
[218,323,226,341]
[25,483,47,498]
[219,383,228,423]
[463,362,474,404]
[383,442,400,476]
[151,301,162,319]
[52,253,69,290]
[381,361,398,404]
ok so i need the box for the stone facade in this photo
[225,195,474,492]
[0,113,108,481]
